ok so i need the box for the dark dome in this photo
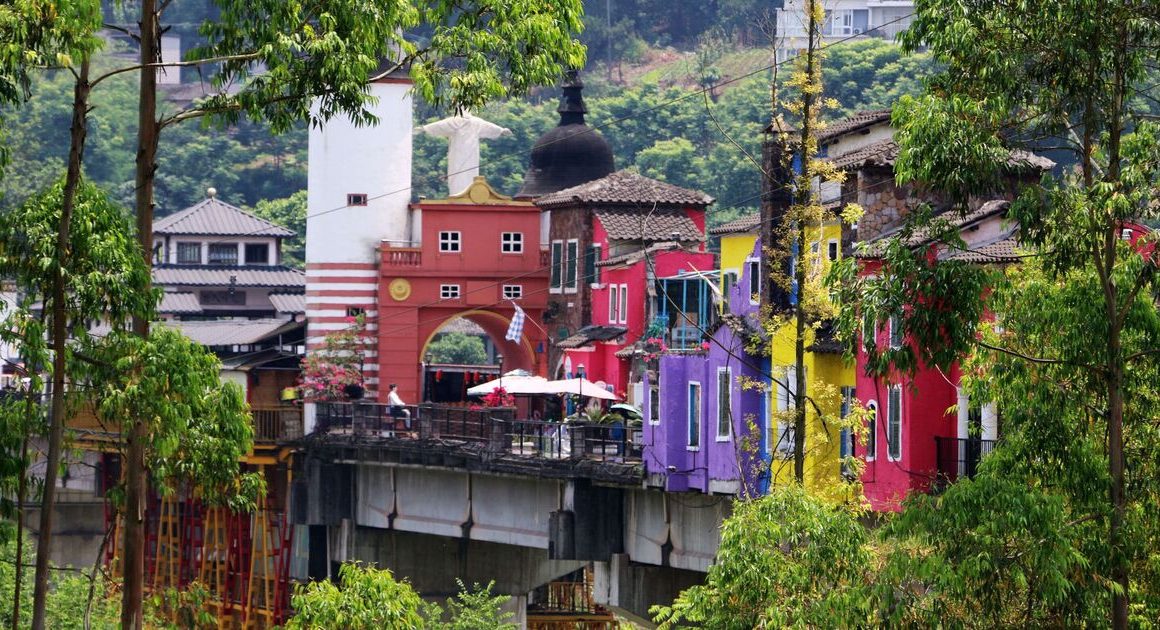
[516,71,614,199]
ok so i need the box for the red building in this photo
[535,170,715,396]
[375,178,550,402]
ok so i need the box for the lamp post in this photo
[577,362,585,405]
[495,352,504,396]
[422,352,433,402]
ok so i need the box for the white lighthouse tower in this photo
[305,75,414,397]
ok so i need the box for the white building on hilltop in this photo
[774,0,915,61]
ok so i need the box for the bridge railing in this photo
[313,402,642,463]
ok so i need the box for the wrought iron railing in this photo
[934,436,998,484]
[251,406,303,443]
[313,402,641,462]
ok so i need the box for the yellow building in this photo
[711,215,856,499]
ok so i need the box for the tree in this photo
[426,333,489,366]
[285,563,426,630]
[0,177,154,630]
[829,1,1160,626]
[112,2,587,624]
[250,190,307,268]
[299,316,371,401]
[651,485,871,628]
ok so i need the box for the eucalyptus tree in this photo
[112,3,586,626]
[828,1,1160,626]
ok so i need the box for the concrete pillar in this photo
[500,594,527,630]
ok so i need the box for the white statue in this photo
[418,111,511,196]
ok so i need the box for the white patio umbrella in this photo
[466,371,550,396]
[543,378,620,401]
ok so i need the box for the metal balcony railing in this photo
[313,402,642,462]
[934,436,998,484]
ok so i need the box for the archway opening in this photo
[419,311,537,405]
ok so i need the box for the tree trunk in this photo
[30,56,91,630]
[122,2,159,626]
[13,387,36,630]
[792,0,820,483]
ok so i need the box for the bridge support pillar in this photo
[591,553,706,624]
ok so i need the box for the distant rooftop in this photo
[535,170,714,209]
[155,192,294,238]
[153,265,306,289]
[818,109,892,144]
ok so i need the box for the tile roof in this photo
[858,200,1015,258]
[596,242,688,268]
[942,235,1024,263]
[708,213,761,235]
[152,265,306,288]
[268,293,306,314]
[594,208,704,242]
[557,325,627,349]
[827,139,1055,173]
[157,292,203,314]
[154,196,294,237]
[818,109,893,144]
[535,170,714,208]
[161,318,303,347]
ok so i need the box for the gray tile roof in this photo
[157,292,203,314]
[594,208,704,242]
[818,109,892,144]
[154,196,295,237]
[161,318,303,347]
[535,170,714,208]
[858,200,1018,259]
[942,236,1024,263]
[595,242,689,268]
[708,213,761,235]
[827,139,1055,173]
[153,265,306,288]
[268,293,306,314]
[557,325,627,349]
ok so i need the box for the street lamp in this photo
[495,352,504,394]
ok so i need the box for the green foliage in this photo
[250,190,307,268]
[425,579,515,630]
[84,328,263,509]
[426,333,488,365]
[286,562,426,630]
[652,486,871,629]
[0,540,145,629]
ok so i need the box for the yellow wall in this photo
[718,233,758,282]
[765,221,855,498]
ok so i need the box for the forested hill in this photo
[0,5,936,266]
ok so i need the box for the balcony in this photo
[381,246,422,267]
[251,405,304,443]
[308,402,643,484]
[934,436,997,486]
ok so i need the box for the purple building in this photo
[643,240,771,497]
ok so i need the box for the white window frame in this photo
[440,284,461,299]
[618,284,628,325]
[501,232,523,253]
[746,257,760,305]
[502,284,523,299]
[564,239,579,293]
[608,284,619,324]
[762,386,771,454]
[649,385,660,426]
[589,244,602,287]
[687,381,702,451]
[176,241,202,264]
[549,240,563,293]
[716,367,732,441]
[866,400,878,461]
[889,315,903,349]
[439,231,462,253]
[774,365,799,456]
[887,385,902,461]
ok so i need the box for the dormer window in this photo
[208,243,239,266]
[176,242,202,264]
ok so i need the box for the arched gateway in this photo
[373,178,549,403]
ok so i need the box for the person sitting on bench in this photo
[387,383,411,429]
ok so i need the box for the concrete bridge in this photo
[295,402,730,625]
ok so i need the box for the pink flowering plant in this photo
[642,336,669,362]
[481,386,515,408]
[298,315,371,401]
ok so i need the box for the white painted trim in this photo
[866,400,878,461]
[715,366,732,441]
[686,380,702,451]
[887,386,902,462]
